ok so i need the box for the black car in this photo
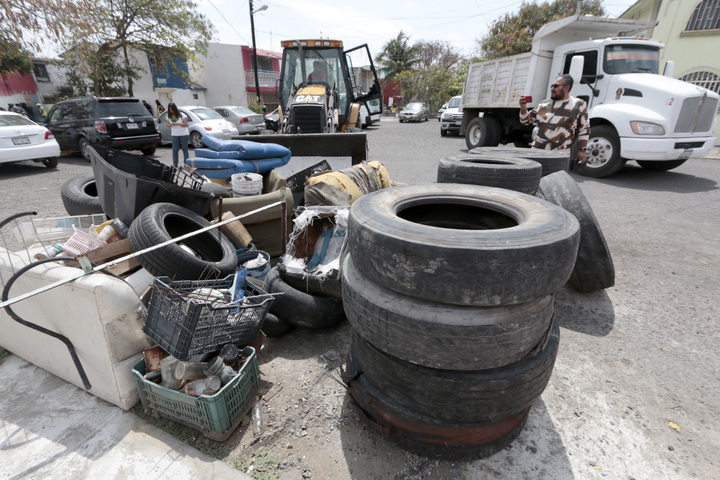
[45,97,161,160]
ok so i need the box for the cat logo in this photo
[295,95,321,103]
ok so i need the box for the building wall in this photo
[622,0,720,141]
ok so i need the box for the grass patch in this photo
[231,451,282,480]
[0,347,9,360]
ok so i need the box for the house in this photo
[621,0,720,140]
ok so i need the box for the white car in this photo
[157,106,239,148]
[0,111,60,167]
[440,95,463,136]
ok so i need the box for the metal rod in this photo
[0,200,284,309]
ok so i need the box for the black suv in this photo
[45,97,161,160]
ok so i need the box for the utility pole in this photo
[249,0,267,109]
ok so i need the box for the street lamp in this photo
[249,0,268,109]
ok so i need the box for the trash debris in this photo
[669,422,680,433]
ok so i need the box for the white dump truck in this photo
[460,15,719,177]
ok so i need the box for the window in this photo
[603,45,659,74]
[33,63,50,82]
[685,0,720,31]
[679,70,720,94]
[563,50,598,77]
[148,51,168,75]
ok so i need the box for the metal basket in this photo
[143,275,274,360]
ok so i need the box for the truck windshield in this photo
[280,47,349,115]
[603,44,660,74]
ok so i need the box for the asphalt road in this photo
[1,116,719,477]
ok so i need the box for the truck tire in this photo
[61,173,104,215]
[485,116,502,145]
[437,154,542,195]
[128,202,237,279]
[465,117,494,149]
[637,159,687,171]
[344,372,530,461]
[264,267,345,329]
[347,184,580,306]
[342,254,554,370]
[538,171,615,293]
[469,146,570,176]
[575,125,626,178]
[347,318,558,424]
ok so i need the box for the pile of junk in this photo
[0,134,391,441]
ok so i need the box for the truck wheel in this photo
[465,117,494,149]
[440,128,447,137]
[347,184,580,307]
[575,125,625,178]
[485,116,502,146]
[61,173,104,215]
[538,171,615,293]
[437,154,542,195]
[636,159,687,171]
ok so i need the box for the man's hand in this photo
[519,96,528,114]
[577,150,587,164]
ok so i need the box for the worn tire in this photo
[538,171,615,292]
[347,184,580,306]
[575,124,626,178]
[128,202,237,279]
[264,267,345,329]
[637,159,687,171]
[260,312,293,337]
[60,173,104,215]
[343,368,530,461]
[437,154,542,195]
[469,146,570,176]
[278,262,342,299]
[342,254,554,370]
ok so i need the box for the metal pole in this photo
[250,0,262,107]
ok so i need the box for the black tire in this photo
[437,154,542,195]
[140,147,156,156]
[60,173,104,215]
[538,171,615,293]
[440,128,448,137]
[347,184,580,306]
[484,116,502,146]
[260,312,293,337]
[343,367,530,461]
[277,262,342,299]
[264,267,345,329]
[42,158,58,168]
[575,124,626,178]
[469,146,570,176]
[637,159,687,171]
[347,318,558,423]
[128,202,237,279]
[342,254,554,370]
[78,137,93,161]
[465,117,494,149]
[200,182,231,198]
[190,131,204,149]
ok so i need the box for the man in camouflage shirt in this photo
[519,74,589,164]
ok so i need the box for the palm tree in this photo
[374,31,420,81]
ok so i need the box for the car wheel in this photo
[60,173,104,215]
[42,158,58,168]
[440,128,447,137]
[575,125,625,178]
[190,131,204,149]
[78,137,93,161]
[128,202,237,280]
[347,184,580,307]
[140,147,156,156]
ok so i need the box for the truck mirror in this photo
[569,56,584,84]
[663,61,675,78]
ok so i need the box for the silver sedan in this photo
[212,106,265,134]
[157,106,238,148]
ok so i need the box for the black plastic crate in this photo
[143,275,274,360]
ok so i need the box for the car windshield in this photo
[191,108,224,120]
[0,114,35,127]
[603,44,660,74]
[406,103,423,111]
[448,97,461,108]
[98,99,149,117]
[230,107,256,116]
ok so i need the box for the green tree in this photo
[395,66,453,111]
[416,40,464,70]
[375,31,421,81]
[478,0,605,59]
[1,39,33,78]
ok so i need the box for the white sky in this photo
[200,0,640,58]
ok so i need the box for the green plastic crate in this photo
[132,346,259,441]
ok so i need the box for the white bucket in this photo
[231,173,263,197]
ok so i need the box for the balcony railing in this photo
[245,70,281,89]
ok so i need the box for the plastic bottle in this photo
[251,398,263,434]
[160,356,182,390]
[175,361,209,380]
[35,242,64,260]
[96,224,116,242]
[110,218,129,238]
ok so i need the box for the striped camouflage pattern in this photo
[520,96,589,150]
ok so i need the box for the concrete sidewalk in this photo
[0,354,252,480]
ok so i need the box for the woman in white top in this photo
[167,102,189,167]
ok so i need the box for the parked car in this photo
[440,95,463,136]
[437,103,448,121]
[157,106,238,148]
[359,104,381,128]
[212,106,265,134]
[399,102,429,123]
[0,111,60,167]
[44,97,160,161]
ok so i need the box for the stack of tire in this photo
[467,146,573,177]
[341,184,580,460]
